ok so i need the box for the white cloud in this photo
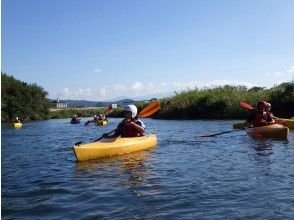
[113,84,127,92]
[99,88,107,97]
[286,66,294,76]
[265,66,294,78]
[57,88,92,99]
[94,80,258,100]
[94,68,102,73]
[131,81,144,92]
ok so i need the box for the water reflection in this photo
[75,150,155,187]
[252,140,274,157]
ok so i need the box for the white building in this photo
[51,98,68,108]
[111,104,117,109]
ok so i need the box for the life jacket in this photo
[266,112,275,123]
[118,120,145,137]
[252,110,268,127]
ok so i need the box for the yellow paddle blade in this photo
[138,101,161,118]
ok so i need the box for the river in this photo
[2,118,294,219]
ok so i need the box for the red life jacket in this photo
[252,111,268,127]
[120,122,144,137]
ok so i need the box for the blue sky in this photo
[2,0,294,101]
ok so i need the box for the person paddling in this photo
[243,101,269,127]
[85,114,108,125]
[71,114,80,123]
[103,104,145,138]
[15,117,21,123]
[97,114,107,121]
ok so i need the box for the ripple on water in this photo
[1,119,294,219]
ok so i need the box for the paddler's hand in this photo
[123,118,132,124]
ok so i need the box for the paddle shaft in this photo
[200,129,245,137]
[94,129,117,142]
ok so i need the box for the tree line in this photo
[1,73,49,122]
[2,72,293,121]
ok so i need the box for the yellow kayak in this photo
[275,118,294,129]
[13,122,22,128]
[247,124,289,139]
[73,134,157,161]
[96,120,108,126]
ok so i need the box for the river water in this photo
[2,118,294,219]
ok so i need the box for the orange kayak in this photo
[247,124,289,139]
[234,119,294,130]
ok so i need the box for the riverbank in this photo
[155,82,294,120]
[28,81,294,121]
[2,78,293,121]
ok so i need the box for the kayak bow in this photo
[13,122,22,128]
[96,120,108,126]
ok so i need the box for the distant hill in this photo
[48,98,135,108]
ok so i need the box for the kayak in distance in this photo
[13,122,22,128]
[70,120,81,124]
[96,120,108,126]
[73,134,157,161]
[247,124,289,140]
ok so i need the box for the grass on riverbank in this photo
[48,82,294,120]
[155,82,294,120]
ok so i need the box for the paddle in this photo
[199,102,254,137]
[75,101,161,145]
[199,129,245,137]
[240,101,255,110]
[137,101,161,117]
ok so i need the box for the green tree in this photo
[1,73,50,122]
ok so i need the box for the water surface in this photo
[2,118,294,219]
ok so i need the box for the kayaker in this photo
[104,104,145,138]
[71,114,80,123]
[15,117,21,123]
[98,114,105,120]
[243,101,269,127]
[98,114,108,123]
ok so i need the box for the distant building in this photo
[51,98,68,108]
[111,104,117,109]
